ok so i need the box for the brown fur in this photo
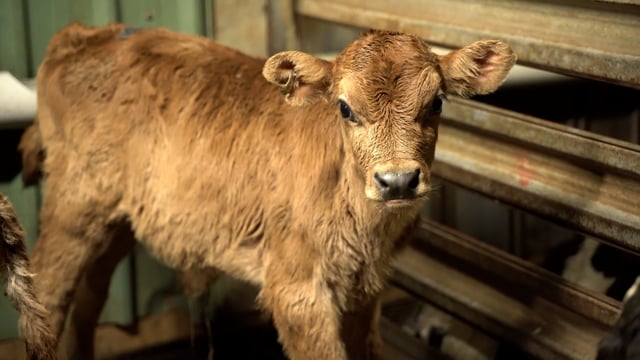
[20,22,514,359]
[0,193,56,360]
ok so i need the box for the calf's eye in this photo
[338,100,356,123]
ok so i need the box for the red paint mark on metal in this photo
[518,157,533,186]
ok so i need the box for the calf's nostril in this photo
[374,172,389,189]
[407,169,420,190]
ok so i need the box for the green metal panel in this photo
[0,0,30,78]
[25,0,206,76]
[117,0,205,35]
[26,0,118,76]
[98,256,135,325]
[132,245,187,317]
[98,244,184,324]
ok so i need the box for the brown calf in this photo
[20,23,515,359]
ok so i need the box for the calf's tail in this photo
[18,124,44,186]
[0,193,56,359]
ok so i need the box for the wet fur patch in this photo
[118,26,140,40]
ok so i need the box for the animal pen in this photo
[0,0,638,359]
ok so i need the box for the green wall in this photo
[0,0,207,78]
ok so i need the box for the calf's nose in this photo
[373,169,420,201]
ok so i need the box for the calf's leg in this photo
[30,227,92,349]
[260,242,347,360]
[341,296,383,360]
[29,176,125,357]
[62,224,136,360]
[261,282,346,360]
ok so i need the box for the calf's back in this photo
[36,23,372,287]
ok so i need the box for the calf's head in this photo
[263,30,515,208]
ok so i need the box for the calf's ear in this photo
[263,51,332,106]
[439,40,516,97]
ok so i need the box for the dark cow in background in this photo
[540,235,640,359]
[18,23,515,359]
[598,278,640,360]
[542,235,640,301]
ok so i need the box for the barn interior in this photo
[0,1,639,359]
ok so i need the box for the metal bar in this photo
[391,250,605,359]
[411,219,622,326]
[297,0,640,88]
[392,231,614,359]
[434,97,640,254]
[443,97,640,176]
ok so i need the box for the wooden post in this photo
[212,0,269,57]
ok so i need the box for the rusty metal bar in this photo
[434,97,640,254]
[392,220,616,359]
[442,97,640,178]
[297,0,640,88]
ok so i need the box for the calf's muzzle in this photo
[373,168,421,201]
